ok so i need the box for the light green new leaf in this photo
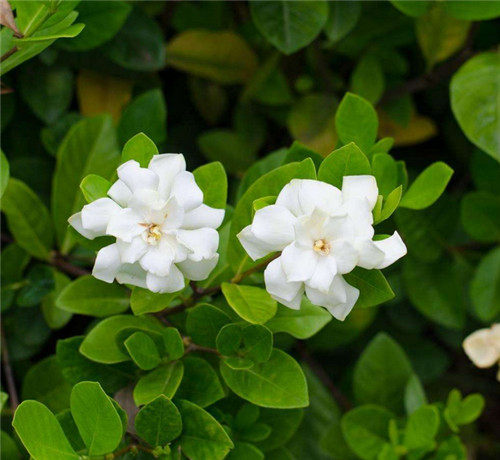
[220,349,308,409]
[377,186,402,223]
[470,247,500,322]
[444,389,485,432]
[1,178,54,260]
[193,161,228,209]
[222,283,277,324]
[318,142,371,188]
[461,191,500,243]
[265,300,331,339]
[335,93,378,154]
[353,333,413,413]
[13,400,78,460]
[52,115,119,252]
[0,150,10,197]
[80,315,164,364]
[80,174,111,203]
[135,396,182,447]
[70,381,123,456]
[56,275,129,317]
[451,52,500,162]
[133,361,184,406]
[124,331,161,371]
[121,132,158,167]
[403,405,439,451]
[176,399,234,460]
[250,0,328,55]
[344,268,394,309]
[400,162,453,210]
[341,405,394,460]
[372,153,398,198]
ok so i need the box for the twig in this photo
[1,322,19,411]
[231,253,280,284]
[50,252,90,278]
[295,341,352,412]
[184,342,220,356]
[112,444,153,458]
[0,45,17,63]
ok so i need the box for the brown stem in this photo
[295,341,352,412]
[231,253,280,284]
[185,342,220,356]
[0,45,17,63]
[50,252,90,278]
[1,322,19,411]
[112,444,153,458]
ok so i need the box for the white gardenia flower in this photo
[238,176,407,320]
[69,154,225,293]
[463,324,500,381]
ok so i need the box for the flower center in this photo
[142,223,162,245]
[313,239,330,255]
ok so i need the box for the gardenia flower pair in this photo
[238,176,407,320]
[69,154,224,293]
[463,324,500,382]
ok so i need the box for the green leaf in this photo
[403,405,439,450]
[0,150,9,198]
[222,283,277,324]
[176,399,234,460]
[227,443,265,460]
[80,315,164,364]
[255,408,304,452]
[40,271,72,329]
[242,324,273,363]
[220,348,308,409]
[13,400,78,460]
[124,331,161,371]
[390,1,430,17]
[118,89,167,146]
[377,186,402,223]
[470,247,500,322]
[176,356,225,407]
[80,174,111,203]
[351,53,385,105]
[461,191,500,242]
[372,153,398,198]
[444,389,485,432]
[250,0,328,55]
[404,374,427,415]
[133,361,184,406]
[186,304,231,348]
[121,132,158,167]
[52,115,119,252]
[229,159,316,273]
[341,405,394,460]
[17,265,55,308]
[130,287,177,315]
[193,161,228,209]
[217,323,243,356]
[161,327,185,361]
[60,1,132,51]
[318,142,371,188]
[56,275,129,317]
[353,333,413,413]
[135,396,182,447]
[400,162,453,210]
[1,431,20,459]
[166,30,257,84]
[471,149,500,195]
[434,436,467,460]
[1,178,53,260]
[443,1,500,20]
[344,268,395,309]
[451,52,500,162]
[70,381,123,456]
[265,300,331,339]
[335,93,378,154]
[324,1,361,42]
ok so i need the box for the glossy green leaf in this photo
[193,161,228,209]
[121,132,158,167]
[186,303,231,348]
[470,247,500,322]
[130,287,177,315]
[390,1,430,17]
[461,191,500,242]
[220,349,308,409]
[324,0,361,42]
[377,186,402,223]
[56,275,129,317]
[0,151,9,198]
[242,324,273,363]
[161,327,185,361]
[217,323,243,356]
[17,265,55,307]
[80,174,111,203]
[403,405,439,450]
[133,361,184,406]
[124,331,161,371]
[41,271,73,328]
[443,1,500,20]
[444,389,485,432]
[372,153,398,197]
[344,268,395,309]
[351,53,385,104]
[135,396,182,447]
[404,374,427,415]
[222,283,277,324]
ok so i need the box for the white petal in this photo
[108,180,132,207]
[129,189,167,215]
[264,258,304,307]
[148,154,186,199]
[330,240,358,274]
[463,328,500,368]
[106,208,144,242]
[305,276,347,309]
[139,239,175,277]
[178,255,219,281]
[146,265,185,293]
[237,225,277,261]
[116,263,148,289]
[327,277,360,321]
[252,205,296,248]
[322,214,356,242]
[306,256,337,294]
[294,208,330,246]
[281,243,318,283]
[68,212,101,240]
[81,198,121,233]
[182,204,225,230]
[340,198,374,239]
[171,171,203,211]
[176,228,219,261]
[356,239,385,270]
[92,244,122,283]
[342,175,379,210]
[373,232,407,269]
[491,324,500,354]
[118,160,159,192]
[117,237,148,264]
[161,198,185,231]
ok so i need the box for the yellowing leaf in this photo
[378,110,437,147]
[77,70,133,123]
[416,5,470,69]
[166,30,258,85]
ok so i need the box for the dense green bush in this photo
[1,1,499,459]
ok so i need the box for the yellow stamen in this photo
[313,239,330,255]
